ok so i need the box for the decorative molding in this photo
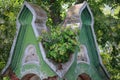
[1,1,47,75]
[22,44,39,65]
[21,70,40,79]
[21,62,48,79]
[21,68,48,80]
[78,1,110,78]
[77,45,90,64]
[25,2,48,35]
[64,1,109,78]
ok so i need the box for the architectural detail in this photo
[21,68,47,80]
[29,3,48,35]
[43,75,58,80]
[21,74,40,80]
[77,73,91,80]
[40,42,75,78]
[1,1,110,80]
[77,45,90,64]
[22,45,39,65]
[63,3,83,29]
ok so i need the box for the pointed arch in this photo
[21,73,41,80]
[22,44,39,65]
[77,73,91,80]
[77,45,90,64]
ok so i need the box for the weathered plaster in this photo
[77,45,90,64]
[22,44,39,65]
[21,69,48,80]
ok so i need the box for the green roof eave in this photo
[78,1,110,79]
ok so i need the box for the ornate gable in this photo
[1,1,110,80]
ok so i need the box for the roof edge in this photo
[1,1,40,76]
[79,1,110,79]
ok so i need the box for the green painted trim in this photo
[10,6,33,77]
[79,7,99,66]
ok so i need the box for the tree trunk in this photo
[49,0,62,26]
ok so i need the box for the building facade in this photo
[1,1,109,80]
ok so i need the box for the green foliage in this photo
[3,76,10,80]
[39,26,79,63]
[0,0,24,79]
[88,0,120,80]
[31,0,75,26]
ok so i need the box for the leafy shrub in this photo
[39,26,79,63]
